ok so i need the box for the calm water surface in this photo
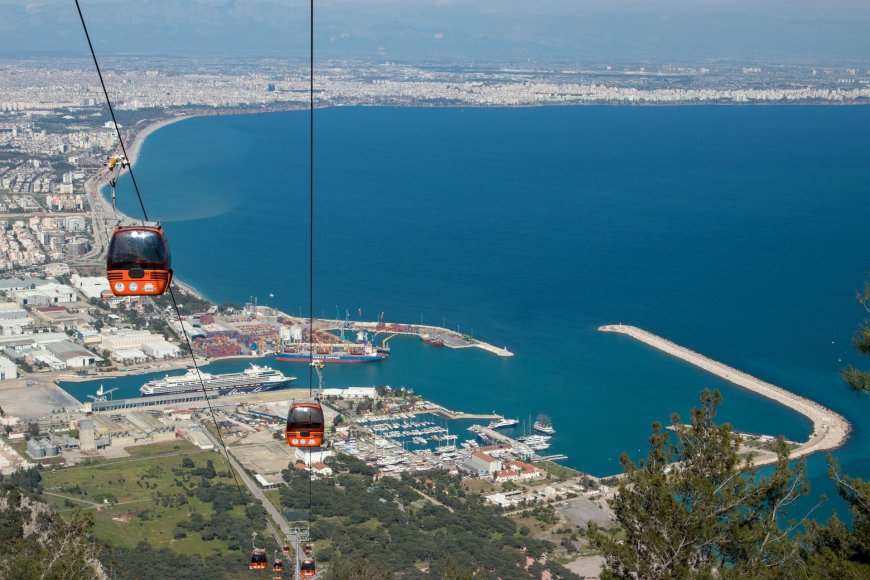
[87,106,870,517]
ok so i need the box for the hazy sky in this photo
[1,0,868,62]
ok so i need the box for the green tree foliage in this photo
[802,459,870,578]
[102,541,247,580]
[3,466,42,493]
[281,453,574,579]
[844,276,870,393]
[0,487,104,579]
[589,390,812,579]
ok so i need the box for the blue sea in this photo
[75,105,870,518]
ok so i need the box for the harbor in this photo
[599,324,852,464]
[316,318,514,358]
[331,406,567,477]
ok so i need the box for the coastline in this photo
[85,114,193,220]
[83,112,213,301]
[81,105,311,302]
[599,324,851,465]
[125,115,193,169]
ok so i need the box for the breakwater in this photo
[599,324,851,463]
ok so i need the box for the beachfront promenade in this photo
[599,324,851,464]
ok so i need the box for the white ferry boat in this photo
[487,415,520,430]
[139,364,295,397]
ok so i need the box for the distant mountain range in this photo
[1,0,868,63]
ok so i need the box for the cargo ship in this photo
[139,364,295,397]
[420,333,445,347]
[276,342,388,364]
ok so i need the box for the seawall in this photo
[599,324,851,463]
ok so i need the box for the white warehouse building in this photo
[100,329,180,359]
[0,355,17,380]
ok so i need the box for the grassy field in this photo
[461,478,499,494]
[124,439,198,457]
[537,460,582,481]
[43,451,219,504]
[41,448,248,556]
[90,498,241,556]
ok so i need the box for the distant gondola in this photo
[107,224,172,296]
[285,402,325,447]
[273,558,284,572]
[303,543,313,555]
[249,548,268,571]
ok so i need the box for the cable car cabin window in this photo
[108,228,170,271]
[287,406,324,430]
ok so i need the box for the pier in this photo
[533,454,569,463]
[423,404,502,421]
[599,324,851,464]
[316,318,514,357]
[468,424,518,445]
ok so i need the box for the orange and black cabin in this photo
[300,559,316,577]
[303,543,313,555]
[273,559,284,572]
[249,549,268,570]
[107,225,172,296]
[285,403,325,447]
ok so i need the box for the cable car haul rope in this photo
[75,0,322,574]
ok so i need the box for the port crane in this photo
[87,384,118,403]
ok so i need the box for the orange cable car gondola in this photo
[249,548,268,571]
[107,224,172,296]
[300,559,316,578]
[285,402,325,448]
[273,558,284,572]
[303,543,313,555]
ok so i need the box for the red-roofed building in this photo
[463,450,502,477]
[311,462,333,476]
[502,460,543,480]
[494,469,520,483]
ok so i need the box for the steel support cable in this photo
[308,0,315,401]
[308,0,316,534]
[74,0,148,224]
[73,0,260,539]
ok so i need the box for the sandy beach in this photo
[599,324,851,464]
[84,114,191,221]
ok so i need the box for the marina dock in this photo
[599,324,851,463]
[467,424,566,462]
